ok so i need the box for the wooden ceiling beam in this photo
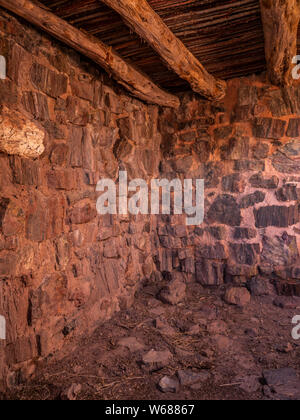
[260,0,300,86]
[100,0,227,101]
[0,0,180,108]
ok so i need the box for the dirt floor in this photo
[3,278,300,400]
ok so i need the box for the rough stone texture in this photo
[158,81,300,336]
[0,107,45,158]
[158,275,186,305]
[263,368,300,400]
[272,140,300,174]
[196,259,225,286]
[224,287,251,307]
[253,117,286,139]
[239,191,265,209]
[254,206,299,228]
[233,228,257,240]
[229,243,260,266]
[207,195,242,226]
[0,11,160,390]
[177,370,210,387]
[158,376,179,393]
[287,119,300,138]
[261,235,299,268]
[247,277,275,297]
[249,173,279,189]
[276,185,299,202]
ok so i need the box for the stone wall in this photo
[0,10,300,390]
[0,10,160,389]
[158,81,300,293]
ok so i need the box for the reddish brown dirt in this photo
[4,280,300,400]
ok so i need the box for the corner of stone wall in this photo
[157,77,300,292]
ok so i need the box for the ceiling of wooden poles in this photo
[39,0,300,93]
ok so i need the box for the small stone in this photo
[224,287,251,307]
[177,370,211,387]
[253,117,286,139]
[233,227,257,240]
[60,383,82,401]
[276,185,299,202]
[196,259,225,286]
[207,194,242,226]
[158,277,186,305]
[287,118,300,137]
[263,385,275,400]
[237,375,260,394]
[222,173,245,193]
[229,243,260,266]
[239,191,266,209]
[263,368,300,400]
[158,376,179,393]
[261,235,299,268]
[249,173,279,189]
[31,63,67,98]
[22,91,50,121]
[252,142,269,159]
[117,337,145,352]
[68,203,97,225]
[273,297,300,310]
[247,277,275,296]
[264,368,297,386]
[196,243,227,260]
[142,349,173,371]
[190,379,211,390]
[254,205,299,228]
[20,363,36,381]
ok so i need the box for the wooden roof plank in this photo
[100,0,227,100]
[0,0,180,108]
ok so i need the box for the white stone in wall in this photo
[0,107,45,158]
[0,316,5,340]
[0,55,6,80]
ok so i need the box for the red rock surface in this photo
[0,10,300,395]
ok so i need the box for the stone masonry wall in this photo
[158,80,300,294]
[0,11,300,390]
[0,11,160,389]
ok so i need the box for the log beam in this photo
[260,0,300,86]
[0,0,180,108]
[100,0,227,101]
